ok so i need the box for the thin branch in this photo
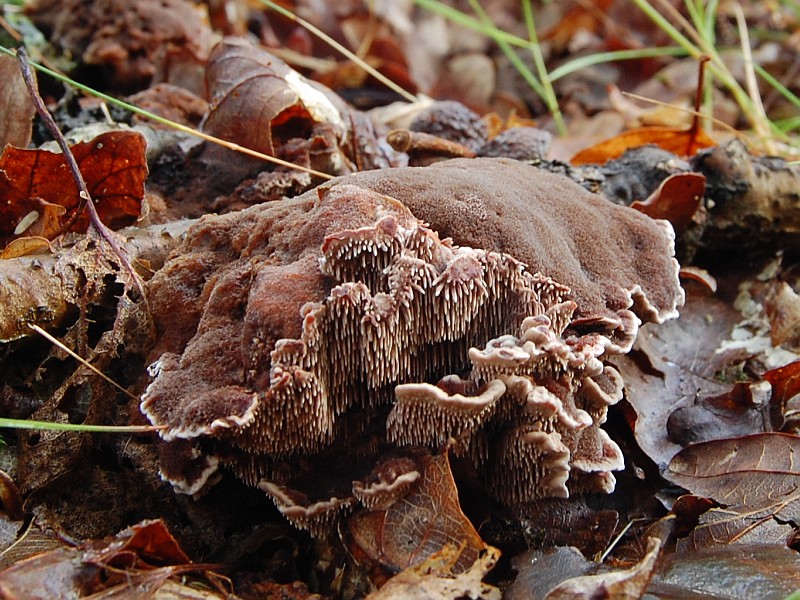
[16,46,146,298]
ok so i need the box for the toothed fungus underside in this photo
[141,158,683,531]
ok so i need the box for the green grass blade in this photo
[0,418,160,433]
[412,0,529,47]
[548,47,687,82]
[630,0,700,57]
[520,0,565,134]
[754,64,800,113]
[463,0,543,99]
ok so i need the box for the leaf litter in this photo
[0,0,799,598]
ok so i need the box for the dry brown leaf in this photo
[346,452,491,577]
[540,0,613,52]
[545,538,661,600]
[82,519,191,569]
[631,172,706,232]
[506,538,661,600]
[0,130,147,247]
[202,37,347,157]
[667,359,800,447]
[0,236,52,259]
[0,520,219,599]
[570,125,715,165]
[765,282,800,351]
[667,433,800,548]
[367,544,501,600]
[0,54,36,149]
[613,287,743,470]
[650,544,800,599]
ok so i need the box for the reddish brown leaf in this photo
[0,54,36,150]
[0,520,208,599]
[83,520,191,569]
[0,130,147,247]
[667,433,800,548]
[346,452,490,576]
[764,360,800,407]
[0,470,23,522]
[668,359,800,445]
[570,125,716,165]
[631,172,706,232]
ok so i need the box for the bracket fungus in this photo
[141,158,683,531]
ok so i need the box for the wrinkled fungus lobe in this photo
[141,158,683,529]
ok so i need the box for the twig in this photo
[16,46,146,298]
[28,324,140,401]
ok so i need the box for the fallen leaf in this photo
[0,471,23,521]
[82,519,191,569]
[666,378,777,447]
[0,519,222,599]
[667,433,800,548]
[0,236,52,259]
[0,130,147,247]
[545,538,661,600]
[668,359,800,446]
[764,360,800,413]
[540,0,613,52]
[612,287,744,470]
[346,452,491,577]
[367,544,501,600]
[650,544,800,599]
[631,172,706,232]
[764,282,800,352]
[506,538,661,600]
[202,37,347,156]
[506,546,594,600]
[0,54,36,149]
[570,125,715,165]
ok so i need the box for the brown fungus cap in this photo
[259,480,356,537]
[141,158,683,516]
[388,307,628,505]
[344,157,684,329]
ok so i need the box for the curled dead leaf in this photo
[631,172,706,232]
[544,538,661,600]
[0,54,36,149]
[202,37,347,157]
